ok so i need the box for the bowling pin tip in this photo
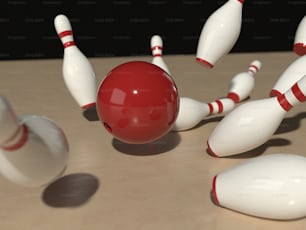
[250,60,261,69]
[293,43,306,56]
[211,176,220,205]
[196,58,214,68]
[207,141,219,157]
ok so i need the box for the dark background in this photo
[4,0,306,60]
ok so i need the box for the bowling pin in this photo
[172,97,235,131]
[150,35,171,75]
[196,0,244,68]
[54,14,98,109]
[293,15,306,56]
[227,60,262,103]
[0,95,68,187]
[207,75,306,157]
[212,153,306,220]
[270,54,306,97]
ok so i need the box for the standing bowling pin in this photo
[196,0,244,68]
[270,54,306,97]
[54,14,97,110]
[207,75,306,157]
[0,95,68,187]
[172,97,235,131]
[227,60,261,103]
[212,153,306,220]
[150,35,171,75]
[294,15,306,56]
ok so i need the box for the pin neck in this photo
[63,41,76,48]
[277,83,306,111]
[151,46,162,51]
[58,30,75,48]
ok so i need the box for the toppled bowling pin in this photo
[0,95,69,187]
[196,0,244,68]
[227,60,262,103]
[172,97,235,131]
[207,75,306,157]
[212,153,306,220]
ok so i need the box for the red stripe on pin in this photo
[196,58,214,68]
[208,103,214,114]
[82,102,96,109]
[207,141,219,157]
[227,92,239,103]
[249,64,259,72]
[216,100,223,113]
[212,176,220,205]
[270,89,282,97]
[292,83,306,102]
[151,46,162,51]
[58,30,73,38]
[277,94,292,111]
[1,125,28,151]
[63,41,75,48]
[294,43,306,56]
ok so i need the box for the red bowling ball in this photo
[96,61,179,144]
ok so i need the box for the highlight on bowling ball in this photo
[96,61,179,144]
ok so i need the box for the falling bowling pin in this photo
[270,54,306,97]
[172,97,235,131]
[150,35,171,75]
[207,75,306,157]
[293,15,306,56]
[212,153,306,220]
[196,0,244,68]
[0,95,69,187]
[227,60,261,103]
[54,14,98,110]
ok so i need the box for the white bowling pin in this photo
[212,153,306,220]
[196,0,244,68]
[0,96,69,187]
[172,97,235,131]
[207,75,306,157]
[270,55,306,97]
[150,35,171,75]
[293,15,306,56]
[54,14,97,109]
[227,60,262,103]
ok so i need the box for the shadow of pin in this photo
[112,131,181,156]
[206,138,291,159]
[191,116,224,130]
[42,173,99,208]
[83,106,99,121]
[275,112,306,135]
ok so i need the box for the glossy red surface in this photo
[96,61,179,144]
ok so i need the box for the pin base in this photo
[294,43,306,56]
[196,58,214,68]
[207,141,220,157]
[211,176,220,205]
